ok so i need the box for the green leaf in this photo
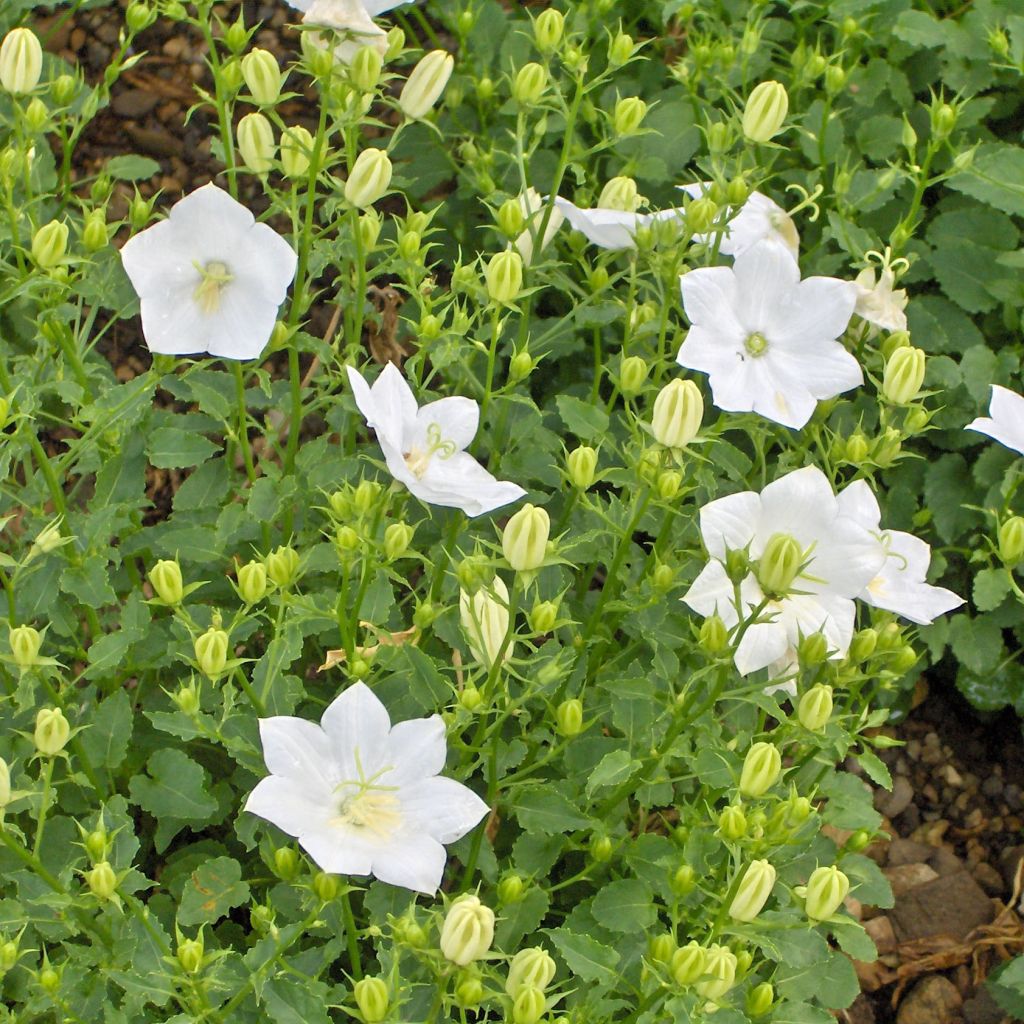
[973,568,1011,613]
[585,750,641,799]
[173,459,231,512]
[689,746,741,790]
[146,427,221,469]
[510,785,593,834]
[743,917,829,969]
[129,749,218,851]
[856,749,892,789]
[990,956,1024,1018]
[105,154,161,181]
[545,927,621,986]
[260,976,332,1024]
[80,689,133,774]
[843,854,894,908]
[495,886,550,950]
[556,395,609,442]
[591,878,656,933]
[177,857,250,926]
[948,144,1024,218]
[818,771,882,832]
[830,918,878,963]
[771,1004,835,1024]
[949,613,1005,676]
[924,455,976,542]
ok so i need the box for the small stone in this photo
[876,775,914,819]
[112,90,161,119]
[982,774,1004,799]
[864,915,897,955]
[890,871,995,942]
[888,838,933,867]
[884,862,939,896]
[1005,784,1022,811]
[905,739,921,761]
[972,861,1005,896]
[927,846,966,878]
[964,808,985,830]
[896,976,963,1024]
[847,993,877,1024]
[941,764,963,787]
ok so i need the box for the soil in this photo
[28,2,1024,1021]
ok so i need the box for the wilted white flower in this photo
[679,184,799,260]
[515,188,564,265]
[120,183,297,360]
[684,466,885,675]
[346,363,526,517]
[853,265,908,334]
[295,0,407,62]
[677,240,860,429]
[552,195,685,251]
[965,385,1024,456]
[245,681,488,893]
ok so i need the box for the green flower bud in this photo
[786,795,813,826]
[725,547,750,584]
[475,76,494,102]
[699,614,730,655]
[241,48,282,106]
[130,191,154,230]
[850,627,878,662]
[506,947,556,996]
[893,643,917,672]
[706,120,731,154]
[177,935,204,974]
[81,209,108,252]
[756,533,803,597]
[718,804,746,840]
[385,25,405,59]
[349,45,383,94]
[31,220,69,269]
[0,28,43,95]
[86,860,117,900]
[194,626,229,680]
[10,624,42,669]
[172,680,200,715]
[84,827,107,862]
[345,148,392,209]
[745,981,774,1016]
[739,742,782,798]
[383,521,414,561]
[882,346,926,405]
[266,545,300,588]
[728,859,777,921]
[825,64,846,95]
[990,27,1010,59]
[598,175,640,212]
[613,96,647,137]
[509,348,534,382]
[23,96,48,133]
[456,686,481,712]
[652,561,675,590]
[503,503,549,571]
[440,895,495,966]
[799,631,829,666]
[485,249,523,304]
[397,229,421,262]
[590,834,613,862]
[359,210,382,250]
[555,698,583,738]
[312,871,340,902]
[353,977,389,1023]
[512,985,546,1024]
[657,469,683,501]
[528,599,558,634]
[272,846,299,880]
[351,481,380,514]
[931,101,957,139]
[797,683,833,731]
[51,73,76,106]
[534,8,564,52]
[1000,516,1024,566]
[455,974,484,1008]
[0,939,19,971]
[696,944,737,1001]
[649,933,676,964]
[845,829,873,852]
[149,559,184,606]
[513,62,547,105]
[608,30,634,66]
[671,941,706,985]
[126,2,156,31]
[651,378,703,449]
[280,124,314,178]
[38,964,60,992]
[399,49,454,119]
[566,445,597,490]
[619,355,648,396]
[804,865,850,921]
[742,80,789,143]
[237,559,268,605]
[497,872,525,904]
[497,196,525,238]
[671,863,696,895]
[845,432,870,464]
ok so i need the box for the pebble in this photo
[883,862,939,896]
[876,775,914,818]
[981,774,1004,799]
[970,861,1004,896]
[896,976,963,1024]
[1006,783,1022,811]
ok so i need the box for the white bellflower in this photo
[966,385,1024,456]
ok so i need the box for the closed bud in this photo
[787,795,813,826]
[699,614,730,655]
[728,859,777,921]
[10,624,42,669]
[84,827,107,862]
[739,742,782,798]
[86,860,117,900]
[825,64,846,95]
[882,346,926,405]
[671,941,706,985]
[0,939,18,971]
[608,30,634,66]
[271,846,299,880]
[32,220,69,269]
[498,872,525,904]
[241,48,282,106]
[266,545,300,588]
[0,28,43,95]
[696,945,737,1001]
[24,97,48,132]
[513,62,547,105]
[590,834,613,862]
[651,378,703,448]
[598,175,640,212]
[440,895,495,966]
[38,965,61,992]
[383,522,413,561]
[706,120,731,154]
[799,684,833,731]
[350,45,383,93]
[725,547,750,583]
[799,631,828,666]
[671,863,696,895]
[398,229,421,261]
[126,2,155,31]
[498,196,526,237]
[726,176,750,207]
[851,627,878,662]
[149,559,184,606]
[345,148,392,208]
[172,680,200,715]
[534,8,564,52]
[485,249,523,304]
[130,192,154,230]
[507,947,556,996]
[845,829,873,852]
[512,985,546,1024]
[990,27,1010,59]
[686,195,717,235]
[804,865,850,920]
[51,73,76,106]
[82,209,108,252]
[35,707,70,757]
[353,977,389,1023]
[742,80,789,143]
[399,49,454,119]
[311,870,339,901]
[657,469,682,501]
[845,432,869,464]
[528,599,558,634]
[756,532,803,597]
[194,626,229,679]
[352,479,382,514]
[1000,516,1024,566]
[718,803,746,840]
[280,124,314,178]
[359,209,382,250]
[649,933,676,964]
[566,445,597,490]
[931,101,957,139]
[454,973,484,1007]
[877,621,902,651]
[177,936,204,974]
[460,577,512,667]
[503,503,549,571]
[893,643,917,672]
[613,96,647,137]
[237,560,268,605]
[619,355,648,396]
[385,25,405,59]
[475,75,494,102]
[509,348,534,382]
[555,698,583,738]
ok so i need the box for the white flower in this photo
[297,0,391,62]
[245,681,488,894]
[120,183,297,360]
[679,185,800,260]
[552,195,685,251]
[515,188,564,265]
[287,0,410,16]
[346,363,526,517]
[966,385,1024,456]
[836,480,962,624]
[852,266,908,334]
[677,240,860,429]
[683,466,885,675]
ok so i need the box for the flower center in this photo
[403,421,457,479]
[330,754,401,838]
[744,332,769,357]
[193,260,234,315]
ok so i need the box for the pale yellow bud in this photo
[439,895,495,966]
[742,80,789,143]
[344,148,392,208]
[459,577,512,668]
[237,112,275,173]
[502,504,549,572]
[0,28,43,95]
[399,49,454,119]
[651,378,703,448]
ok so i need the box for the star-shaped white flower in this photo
[852,266,908,334]
[551,195,685,250]
[677,240,860,429]
[679,185,800,260]
[683,466,886,675]
[836,480,962,624]
[346,363,526,517]
[245,681,488,894]
[965,385,1024,456]
[120,183,297,360]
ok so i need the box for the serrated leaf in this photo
[830,918,878,962]
[177,857,250,926]
[856,749,892,789]
[948,144,1024,218]
[973,568,1011,613]
[545,927,620,986]
[129,749,218,851]
[555,395,609,442]
[147,427,221,469]
[843,854,894,908]
[105,154,161,181]
[591,878,656,933]
[510,785,592,834]
[585,750,640,799]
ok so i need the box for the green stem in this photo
[231,362,257,484]
[33,756,55,856]
[340,886,363,980]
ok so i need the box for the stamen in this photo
[403,421,458,478]
[193,260,234,315]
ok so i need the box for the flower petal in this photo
[552,198,643,250]
[319,682,392,781]
[682,561,740,625]
[400,776,489,843]
[836,480,881,529]
[415,397,480,453]
[966,385,1024,455]
[734,620,789,675]
[699,489,761,559]
[679,266,746,341]
[370,833,448,894]
[413,451,526,517]
[767,276,856,346]
[257,716,336,787]
[732,240,801,332]
[297,824,379,876]
[245,775,331,837]
[388,715,448,784]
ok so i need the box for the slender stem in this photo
[33,756,55,856]
[339,886,363,981]
[231,362,257,484]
